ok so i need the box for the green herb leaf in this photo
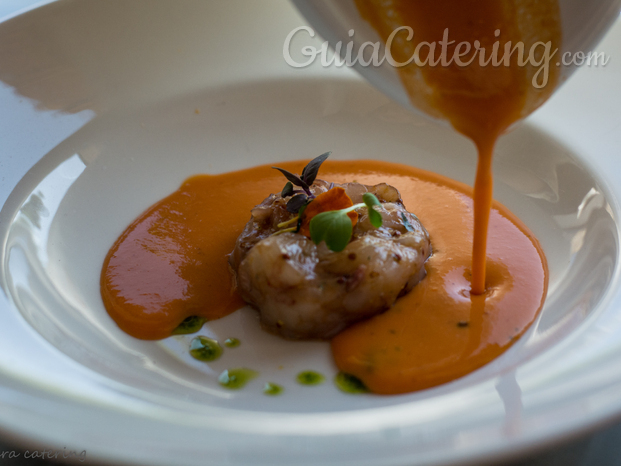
[401,212,415,232]
[362,192,381,207]
[368,208,382,228]
[281,181,294,198]
[301,151,331,185]
[363,193,383,228]
[309,210,353,252]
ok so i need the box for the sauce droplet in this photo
[296,371,325,385]
[263,382,284,396]
[335,372,369,394]
[172,316,206,335]
[224,337,240,348]
[218,368,258,389]
[189,336,222,362]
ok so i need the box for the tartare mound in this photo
[229,180,431,340]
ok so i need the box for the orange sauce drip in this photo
[101,160,547,395]
[355,0,561,293]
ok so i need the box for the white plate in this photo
[1,1,621,465]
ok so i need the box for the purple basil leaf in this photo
[281,182,294,198]
[301,151,330,185]
[286,194,308,213]
[272,167,309,190]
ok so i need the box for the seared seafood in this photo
[229,180,431,340]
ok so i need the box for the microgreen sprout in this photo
[273,216,300,236]
[272,153,383,250]
[277,217,299,229]
[309,193,383,252]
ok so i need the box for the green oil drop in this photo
[335,372,369,394]
[189,336,222,362]
[224,337,240,348]
[296,371,325,386]
[263,382,283,396]
[172,316,206,335]
[218,368,258,389]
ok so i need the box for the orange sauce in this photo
[355,0,561,293]
[329,162,546,394]
[101,160,547,394]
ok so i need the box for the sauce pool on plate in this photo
[100,161,548,394]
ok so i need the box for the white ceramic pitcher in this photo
[292,0,621,123]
